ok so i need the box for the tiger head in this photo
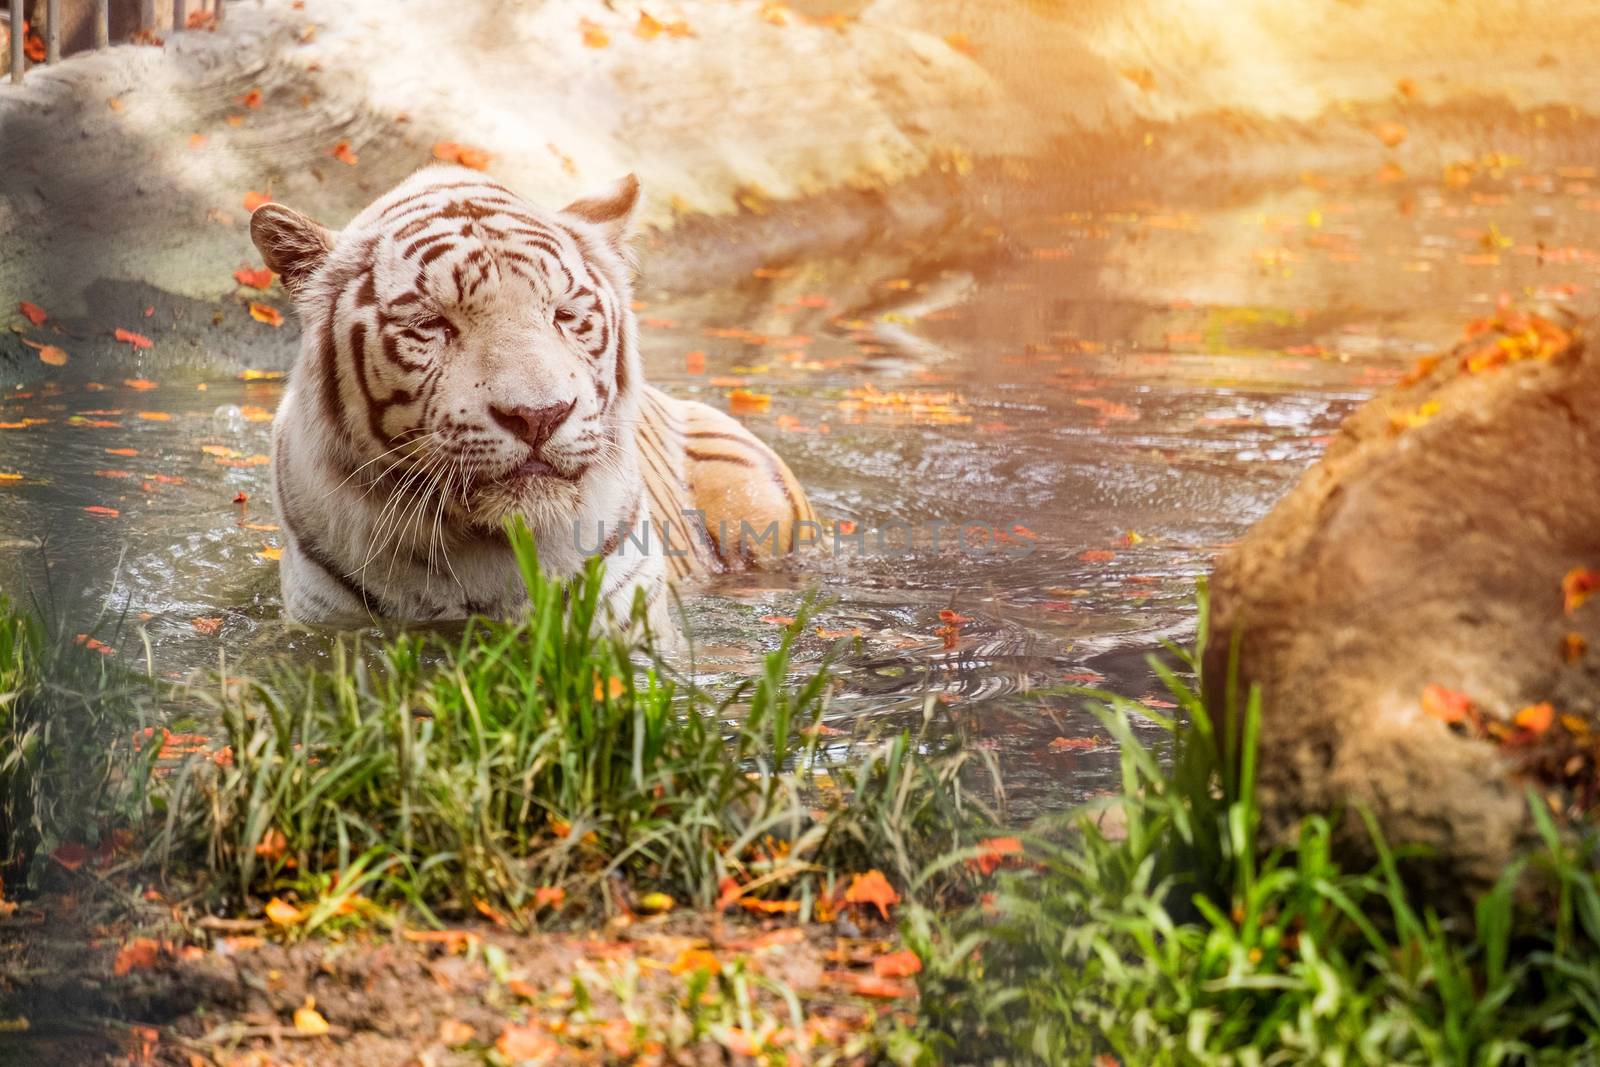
[250,166,643,532]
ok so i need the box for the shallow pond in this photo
[4,161,1599,815]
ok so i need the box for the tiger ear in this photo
[250,203,336,295]
[561,173,640,254]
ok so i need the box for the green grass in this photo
[142,518,996,928]
[903,586,1600,1066]
[0,596,155,889]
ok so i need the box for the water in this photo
[4,160,1598,815]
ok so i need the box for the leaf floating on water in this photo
[35,345,67,366]
[18,302,46,326]
[83,505,120,517]
[1078,549,1116,563]
[239,88,263,109]
[249,303,285,327]
[329,139,358,166]
[258,546,283,561]
[191,617,223,636]
[1048,736,1099,752]
[727,388,772,413]
[138,412,172,422]
[114,328,153,350]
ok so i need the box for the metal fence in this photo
[7,0,224,84]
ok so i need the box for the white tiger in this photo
[251,166,815,631]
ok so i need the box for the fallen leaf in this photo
[533,885,566,909]
[1048,736,1098,752]
[18,301,46,326]
[1374,121,1408,148]
[637,891,675,914]
[74,635,116,656]
[265,897,304,926]
[438,1018,475,1046]
[240,88,263,109]
[255,827,288,861]
[113,938,163,976]
[105,448,138,457]
[844,870,899,920]
[329,139,358,166]
[191,616,223,636]
[1563,567,1600,614]
[124,378,158,390]
[580,18,610,47]
[138,411,172,422]
[234,266,274,289]
[970,836,1023,876]
[669,947,720,975]
[293,996,329,1036]
[728,388,772,413]
[233,491,249,505]
[51,842,90,871]
[188,133,208,150]
[944,32,977,55]
[873,949,922,978]
[249,303,285,327]
[1563,632,1588,663]
[36,345,68,367]
[83,505,120,517]
[114,328,153,350]
[593,674,626,701]
[1515,702,1555,735]
[1421,683,1472,725]
[497,1023,559,1062]
[1078,549,1116,563]
[760,615,796,626]
[258,546,283,561]
[243,190,273,212]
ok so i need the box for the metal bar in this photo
[94,0,107,49]
[173,0,185,32]
[9,0,22,83]
[44,0,58,62]
[139,0,154,34]
[213,0,222,25]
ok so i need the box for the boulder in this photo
[1205,309,1600,891]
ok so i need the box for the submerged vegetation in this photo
[5,551,1600,1064]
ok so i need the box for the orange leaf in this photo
[1563,568,1600,614]
[243,190,273,212]
[684,349,707,374]
[738,896,800,914]
[265,897,304,926]
[844,869,899,920]
[37,345,68,367]
[438,1019,475,1047]
[944,32,977,56]
[113,938,163,976]
[497,1023,559,1062]
[728,388,772,413]
[533,885,566,909]
[255,827,288,860]
[669,948,721,975]
[329,139,359,166]
[1078,549,1116,563]
[970,836,1023,876]
[1374,121,1408,148]
[114,328,153,350]
[74,635,116,656]
[760,615,795,626]
[249,303,285,327]
[124,378,158,390]
[1421,683,1472,725]
[1049,736,1098,751]
[234,266,274,289]
[258,546,283,561]
[138,411,172,421]
[83,505,120,517]
[580,18,610,47]
[188,133,208,150]
[938,609,972,624]
[240,88,263,109]
[432,141,492,171]
[873,949,922,978]
[1563,632,1588,664]
[1514,702,1555,735]
[191,616,223,636]
[18,301,46,326]
[105,448,139,457]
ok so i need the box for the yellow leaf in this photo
[265,896,303,926]
[293,996,329,1036]
[580,18,609,47]
[637,891,675,914]
[258,546,283,561]
[727,388,772,413]
[249,303,285,328]
[669,947,720,975]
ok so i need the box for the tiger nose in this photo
[489,399,576,451]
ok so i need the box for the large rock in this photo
[1205,311,1600,891]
